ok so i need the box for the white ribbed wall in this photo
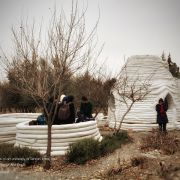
[175,79,180,124]
[0,113,40,144]
[108,55,180,131]
[15,121,102,156]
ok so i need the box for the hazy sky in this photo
[0,0,180,78]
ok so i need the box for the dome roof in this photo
[122,55,173,81]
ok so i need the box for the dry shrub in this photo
[141,129,180,155]
[104,156,148,179]
[157,161,180,178]
[106,166,122,177]
[104,158,123,178]
[131,156,148,169]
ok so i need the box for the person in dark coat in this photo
[53,95,68,124]
[156,98,168,132]
[80,96,93,121]
[57,95,75,124]
[65,95,76,124]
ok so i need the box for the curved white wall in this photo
[15,121,102,156]
[108,55,180,131]
[95,113,108,126]
[0,113,40,144]
[175,79,180,124]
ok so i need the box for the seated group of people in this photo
[35,95,93,125]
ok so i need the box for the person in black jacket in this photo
[57,95,75,124]
[80,96,93,121]
[156,98,168,132]
[54,95,68,124]
[66,95,76,124]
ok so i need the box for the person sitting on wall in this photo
[30,96,55,126]
[59,94,66,103]
[58,95,76,124]
[37,114,46,125]
[53,94,67,125]
[79,96,93,121]
[156,98,168,133]
[29,113,46,126]
[29,120,38,125]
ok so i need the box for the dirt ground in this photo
[0,129,180,180]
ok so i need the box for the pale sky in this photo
[0,0,180,79]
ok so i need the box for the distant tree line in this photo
[0,82,37,113]
[0,66,116,115]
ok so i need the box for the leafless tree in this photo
[111,64,153,134]
[70,64,115,118]
[2,2,101,169]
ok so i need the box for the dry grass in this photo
[102,156,149,179]
[131,156,148,169]
[157,161,180,178]
[140,129,180,155]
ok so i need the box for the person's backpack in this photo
[58,103,70,121]
[160,104,166,116]
[37,114,46,125]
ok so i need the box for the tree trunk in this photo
[116,102,134,134]
[44,122,52,170]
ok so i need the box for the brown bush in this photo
[131,156,148,169]
[106,166,122,177]
[140,129,180,155]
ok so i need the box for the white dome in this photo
[122,55,173,81]
[108,55,180,131]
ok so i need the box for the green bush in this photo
[66,138,100,164]
[66,131,130,164]
[0,143,42,166]
[100,131,129,155]
[114,131,129,143]
[100,134,120,155]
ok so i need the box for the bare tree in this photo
[2,2,101,169]
[70,65,115,118]
[111,65,153,134]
